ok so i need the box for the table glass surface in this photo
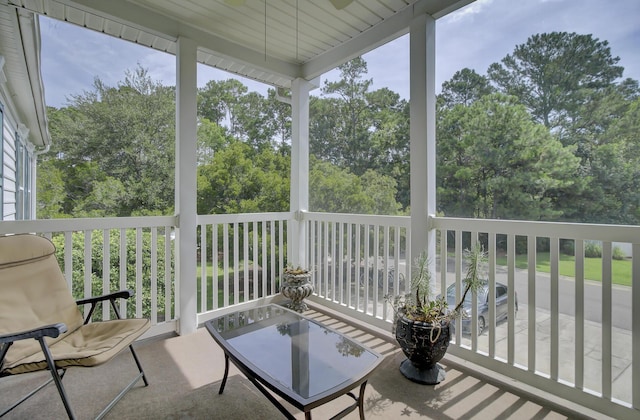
[208,305,380,399]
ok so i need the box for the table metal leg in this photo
[218,354,230,394]
[357,381,367,420]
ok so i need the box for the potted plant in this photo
[387,244,486,384]
[280,265,313,312]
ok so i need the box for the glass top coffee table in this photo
[205,304,383,420]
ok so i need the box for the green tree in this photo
[587,97,640,224]
[488,32,624,138]
[197,139,289,214]
[264,88,292,154]
[309,158,400,215]
[320,57,374,175]
[36,157,66,219]
[437,94,581,220]
[439,68,494,108]
[197,117,229,166]
[44,66,176,217]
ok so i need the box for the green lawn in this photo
[196,262,276,311]
[495,253,632,286]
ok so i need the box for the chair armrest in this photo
[76,290,134,306]
[0,323,68,344]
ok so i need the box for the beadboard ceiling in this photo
[7,0,474,89]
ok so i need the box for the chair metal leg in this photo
[128,345,149,386]
[38,338,76,420]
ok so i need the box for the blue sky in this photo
[40,0,640,108]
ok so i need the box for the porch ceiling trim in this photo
[40,0,300,81]
[301,0,474,80]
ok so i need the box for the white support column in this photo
[409,13,436,270]
[289,78,312,268]
[176,36,198,335]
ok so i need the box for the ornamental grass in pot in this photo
[387,244,486,384]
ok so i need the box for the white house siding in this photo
[1,106,19,221]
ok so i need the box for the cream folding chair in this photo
[0,234,150,419]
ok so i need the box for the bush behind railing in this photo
[51,229,173,321]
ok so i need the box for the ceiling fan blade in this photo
[329,0,354,10]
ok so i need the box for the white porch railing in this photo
[430,217,640,420]
[0,216,177,339]
[195,212,291,314]
[304,212,639,420]
[304,212,411,323]
[2,213,638,418]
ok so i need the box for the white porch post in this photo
[409,14,437,268]
[289,78,312,268]
[176,36,198,335]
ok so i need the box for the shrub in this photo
[52,229,174,321]
[561,239,575,256]
[584,242,602,258]
[612,246,626,260]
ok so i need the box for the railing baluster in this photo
[253,221,258,299]
[223,223,229,307]
[507,233,515,365]
[200,224,207,312]
[64,231,73,290]
[633,243,640,410]
[602,241,613,399]
[355,223,361,312]
[243,222,249,302]
[575,239,585,390]
[270,220,276,295]
[488,232,496,358]
[136,228,143,319]
[439,229,447,302]
[346,223,353,308]
[165,226,172,319]
[120,228,127,318]
[279,220,285,289]
[212,224,218,311]
[151,227,158,325]
[331,221,337,302]
[383,224,390,320]
[324,221,329,299]
[262,220,267,298]
[364,223,371,315]
[372,224,380,318]
[84,230,92,315]
[454,230,462,346]
[550,237,559,381]
[103,229,110,321]
[528,234,536,373]
[339,222,345,305]
[471,232,478,351]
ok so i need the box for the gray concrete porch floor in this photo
[0,306,602,420]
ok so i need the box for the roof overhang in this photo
[0,5,50,147]
[7,0,475,90]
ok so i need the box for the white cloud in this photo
[444,0,495,22]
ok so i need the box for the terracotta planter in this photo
[280,272,313,312]
[394,314,451,384]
